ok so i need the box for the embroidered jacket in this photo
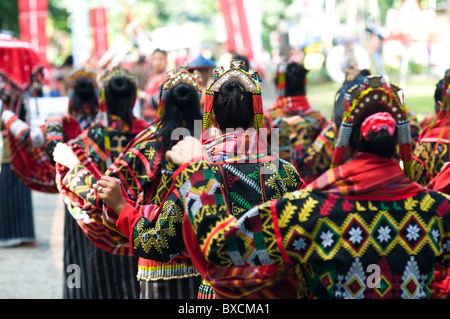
[56,115,148,255]
[267,95,328,164]
[295,121,336,184]
[176,159,450,299]
[114,129,304,294]
[413,139,449,186]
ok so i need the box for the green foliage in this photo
[0,1,19,36]
[48,1,70,34]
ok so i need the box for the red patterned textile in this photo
[0,37,44,91]
[4,112,81,193]
[308,152,424,198]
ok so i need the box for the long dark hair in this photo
[153,83,202,151]
[104,75,136,127]
[69,78,99,116]
[213,80,254,131]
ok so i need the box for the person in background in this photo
[413,70,450,186]
[420,78,444,128]
[0,93,37,248]
[58,55,74,97]
[266,62,328,183]
[142,49,168,122]
[187,53,216,107]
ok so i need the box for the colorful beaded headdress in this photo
[202,59,263,136]
[331,75,413,177]
[158,64,203,119]
[99,66,138,99]
[67,67,99,100]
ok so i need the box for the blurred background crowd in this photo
[0,0,448,121]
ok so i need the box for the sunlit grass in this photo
[307,75,440,122]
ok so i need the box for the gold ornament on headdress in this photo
[68,67,98,90]
[162,64,202,93]
[99,66,139,94]
[203,59,263,134]
[157,65,203,119]
[67,67,99,100]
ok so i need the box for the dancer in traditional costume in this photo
[412,70,450,186]
[54,65,204,299]
[266,62,328,170]
[0,37,45,247]
[1,67,99,194]
[2,67,101,298]
[98,60,305,299]
[165,75,450,299]
[53,67,148,298]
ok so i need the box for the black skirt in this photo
[62,207,140,299]
[0,163,35,247]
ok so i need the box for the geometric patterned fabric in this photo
[177,159,450,299]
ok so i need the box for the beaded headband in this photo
[99,66,138,90]
[158,65,203,119]
[66,67,99,116]
[331,75,413,177]
[67,67,99,94]
[202,59,263,137]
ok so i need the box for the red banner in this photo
[217,0,254,61]
[18,0,48,67]
[90,7,109,61]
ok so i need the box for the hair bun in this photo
[108,76,134,97]
[74,78,95,99]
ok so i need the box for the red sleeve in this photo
[116,203,142,249]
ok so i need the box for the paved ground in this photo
[0,191,64,299]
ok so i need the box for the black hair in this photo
[152,48,167,57]
[213,80,254,131]
[104,76,136,127]
[284,62,308,96]
[70,78,99,116]
[61,55,73,68]
[349,108,398,159]
[153,83,202,151]
[434,78,444,104]
[333,72,371,129]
